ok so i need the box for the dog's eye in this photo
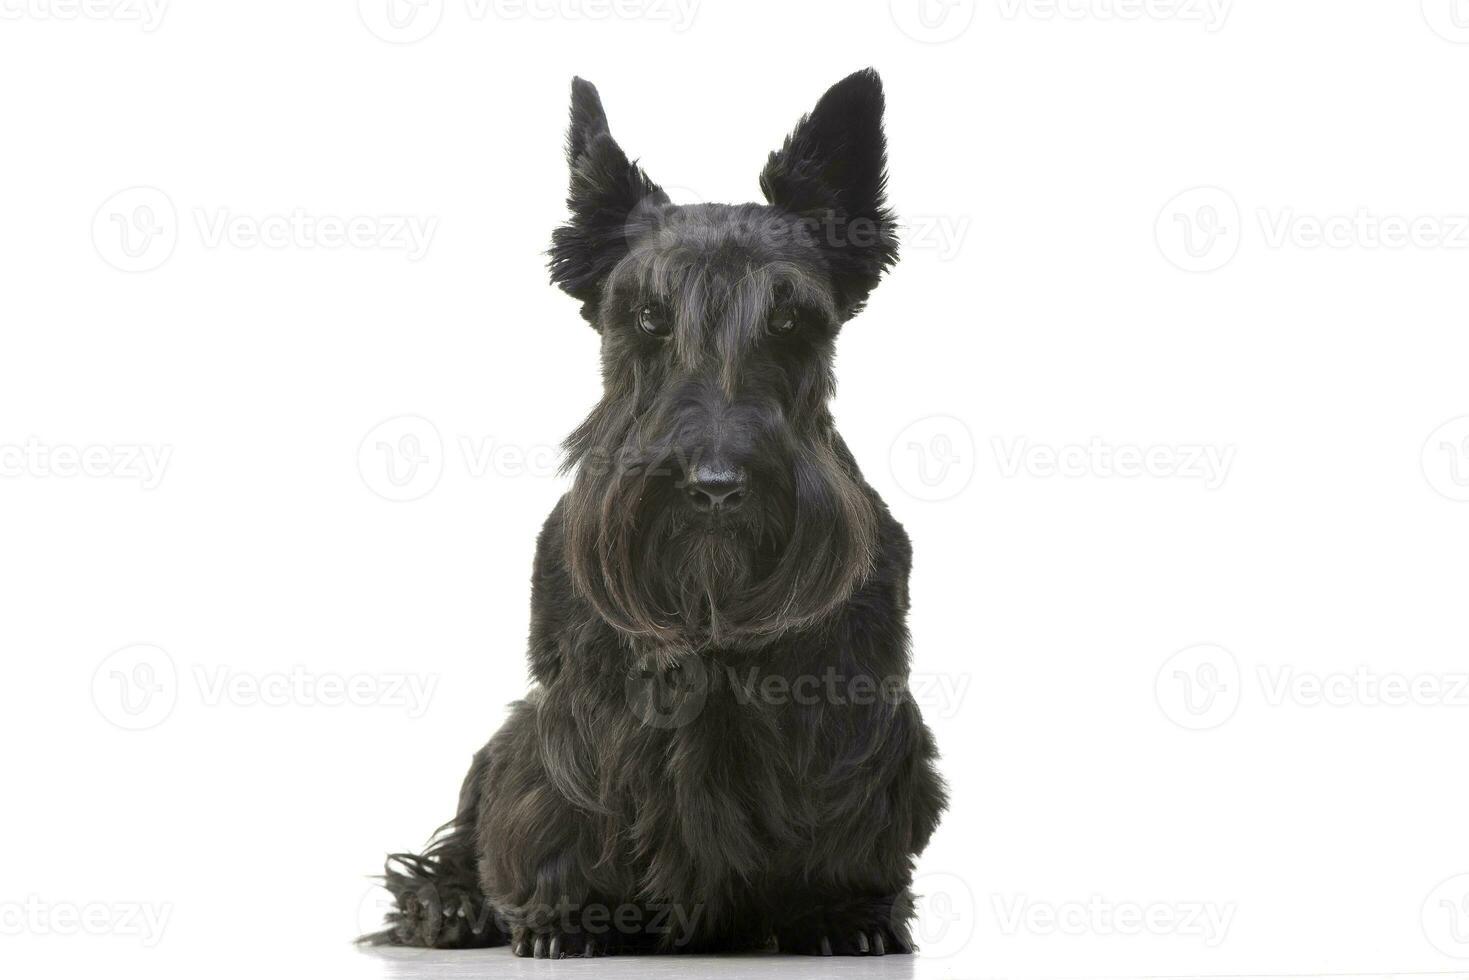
[637,305,672,338]
[769,309,798,336]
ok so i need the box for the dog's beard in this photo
[564,439,877,654]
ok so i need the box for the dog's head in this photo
[551,70,899,653]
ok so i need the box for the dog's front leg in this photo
[475,696,641,958]
[771,666,946,956]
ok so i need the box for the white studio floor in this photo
[356,951,1457,980]
[360,946,932,980]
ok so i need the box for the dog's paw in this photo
[385,887,498,949]
[509,927,614,959]
[778,922,913,957]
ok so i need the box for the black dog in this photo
[363,68,946,958]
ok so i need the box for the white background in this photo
[3,1,1469,978]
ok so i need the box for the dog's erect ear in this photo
[549,78,667,326]
[760,68,899,317]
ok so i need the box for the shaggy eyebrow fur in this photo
[611,205,839,393]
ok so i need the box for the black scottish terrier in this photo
[364,69,946,958]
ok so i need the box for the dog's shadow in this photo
[360,944,919,979]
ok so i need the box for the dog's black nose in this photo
[685,463,748,512]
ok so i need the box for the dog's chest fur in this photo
[519,494,916,909]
